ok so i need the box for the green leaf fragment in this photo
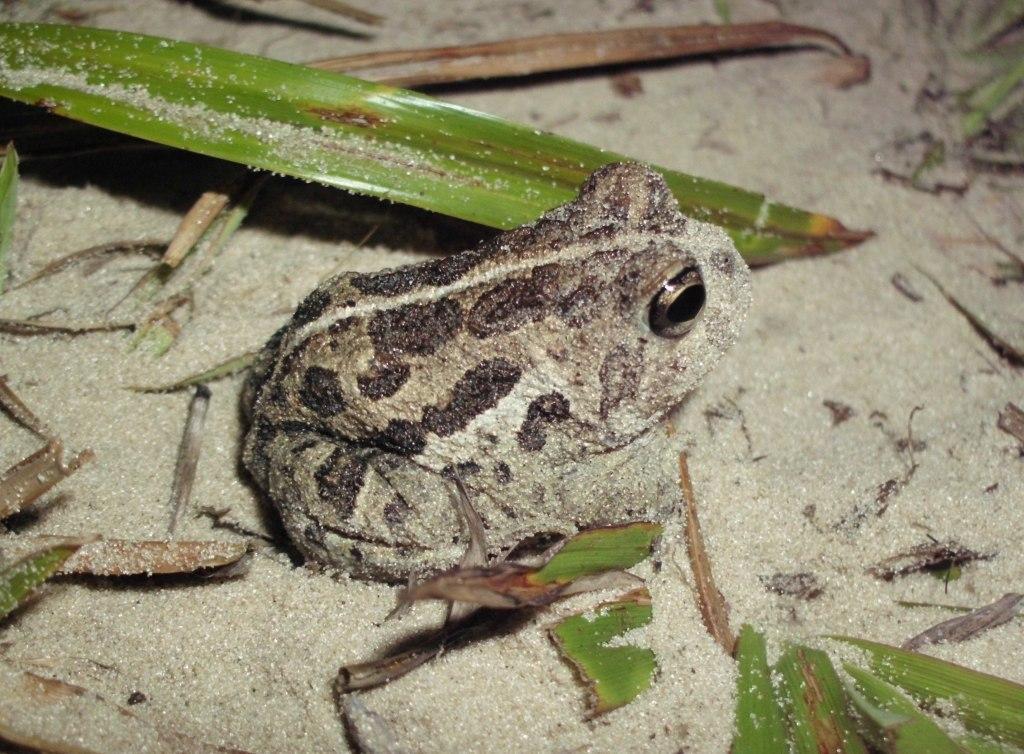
[775,644,869,754]
[833,636,1024,748]
[549,593,656,715]
[964,57,1024,138]
[0,143,17,296]
[713,0,732,24]
[733,625,788,754]
[0,542,81,620]
[843,663,970,753]
[0,23,869,265]
[532,522,662,585]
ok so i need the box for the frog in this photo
[242,162,752,582]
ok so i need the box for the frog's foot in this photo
[252,427,465,582]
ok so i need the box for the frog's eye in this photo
[648,267,706,338]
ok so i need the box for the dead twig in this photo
[0,379,95,519]
[868,539,993,581]
[168,385,212,535]
[0,375,54,439]
[11,239,164,291]
[678,453,735,655]
[336,610,517,694]
[0,318,133,336]
[296,0,383,25]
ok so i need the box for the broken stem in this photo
[678,452,735,655]
[167,385,211,534]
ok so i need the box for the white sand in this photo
[1,1,1022,751]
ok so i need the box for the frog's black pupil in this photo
[666,281,705,323]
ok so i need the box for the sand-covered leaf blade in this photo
[843,663,970,753]
[531,522,662,585]
[0,22,869,264]
[775,644,869,754]
[0,142,17,295]
[0,541,82,620]
[733,625,789,753]
[834,636,1024,747]
[549,589,656,716]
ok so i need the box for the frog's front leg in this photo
[252,426,464,581]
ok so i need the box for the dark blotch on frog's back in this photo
[372,419,428,455]
[467,264,561,338]
[357,358,411,400]
[291,287,333,327]
[368,299,463,357]
[599,343,644,419]
[516,392,571,451]
[299,366,347,416]
[314,449,367,519]
[421,358,523,437]
[350,250,488,297]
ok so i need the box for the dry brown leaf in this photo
[0,661,251,753]
[399,522,658,610]
[402,565,643,610]
[678,453,735,655]
[902,593,1023,650]
[310,21,860,87]
[997,402,1024,445]
[16,536,249,577]
[0,440,94,519]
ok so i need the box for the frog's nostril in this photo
[648,267,705,338]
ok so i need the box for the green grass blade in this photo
[531,522,662,585]
[0,143,17,296]
[776,644,870,754]
[834,636,1024,747]
[549,591,656,716]
[843,663,970,753]
[0,542,81,620]
[964,57,1024,137]
[733,625,789,754]
[0,23,870,265]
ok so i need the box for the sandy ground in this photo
[0,0,1022,752]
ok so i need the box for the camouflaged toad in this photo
[242,163,752,581]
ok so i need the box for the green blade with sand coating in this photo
[0,22,870,265]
